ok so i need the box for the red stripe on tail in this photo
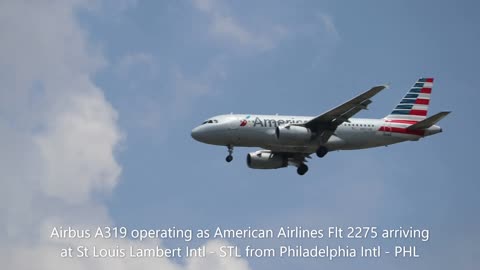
[420,88,432,94]
[410,110,427,116]
[415,98,430,105]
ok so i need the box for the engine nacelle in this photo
[246,150,288,169]
[275,125,313,144]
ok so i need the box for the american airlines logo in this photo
[240,115,251,126]
[240,116,308,127]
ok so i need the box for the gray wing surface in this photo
[264,84,387,154]
[304,85,387,130]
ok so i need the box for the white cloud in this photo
[0,1,251,270]
[210,15,273,49]
[192,0,216,13]
[192,0,287,51]
[0,0,118,234]
[169,55,227,116]
[319,13,340,40]
[34,89,122,204]
[186,240,251,270]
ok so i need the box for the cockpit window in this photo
[201,119,218,125]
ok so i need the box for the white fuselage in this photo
[191,114,441,154]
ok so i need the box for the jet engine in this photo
[246,150,288,169]
[275,125,313,144]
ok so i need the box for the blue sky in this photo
[97,0,478,268]
[95,1,477,268]
[1,0,478,269]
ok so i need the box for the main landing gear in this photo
[225,145,234,162]
[316,146,328,158]
[297,164,309,175]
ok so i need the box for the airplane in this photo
[191,78,450,175]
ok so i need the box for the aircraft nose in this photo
[191,126,205,142]
[191,126,200,141]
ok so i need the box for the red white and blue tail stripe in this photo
[385,78,433,122]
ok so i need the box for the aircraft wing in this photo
[304,85,387,131]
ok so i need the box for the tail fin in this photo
[385,78,434,121]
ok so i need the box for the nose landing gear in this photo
[226,145,234,162]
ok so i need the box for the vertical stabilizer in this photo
[385,78,433,122]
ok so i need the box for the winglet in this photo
[407,111,451,130]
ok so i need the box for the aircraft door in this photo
[228,116,241,143]
[228,115,240,130]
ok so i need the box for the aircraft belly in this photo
[234,127,317,153]
[332,129,389,150]
[232,126,420,151]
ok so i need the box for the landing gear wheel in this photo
[225,145,234,163]
[297,164,308,175]
[316,146,328,158]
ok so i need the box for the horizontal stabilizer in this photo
[407,111,451,130]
